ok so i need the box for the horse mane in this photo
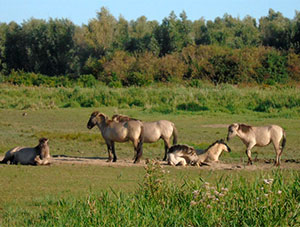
[112,114,139,122]
[91,111,99,117]
[204,139,230,152]
[238,124,252,133]
[168,144,196,155]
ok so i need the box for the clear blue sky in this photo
[0,0,299,25]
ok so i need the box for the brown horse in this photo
[227,123,286,166]
[112,114,178,161]
[87,112,144,163]
[1,138,51,165]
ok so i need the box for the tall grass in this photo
[2,161,299,226]
[1,83,300,117]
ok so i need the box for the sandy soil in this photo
[47,155,300,170]
[0,155,299,170]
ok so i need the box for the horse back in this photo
[253,125,284,146]
[14,147,38,164]
[109,120,143,142]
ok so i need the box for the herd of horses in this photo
[0,111,287,167]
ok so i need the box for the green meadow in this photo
[0,84,299,226]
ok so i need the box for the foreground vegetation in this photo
[1,161,299,226]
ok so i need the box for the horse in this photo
[112,114,178,161]
[167,139,231,166]
[0,138,51,165]
[87,112,144,163]
[227,123,286,166]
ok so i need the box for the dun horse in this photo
[87,112,144,163]
[167,139,231,166]
[227,123,286,166]
[112,114,178,161]
[0,138,51,165]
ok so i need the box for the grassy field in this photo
[0,85,300,225]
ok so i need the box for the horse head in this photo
[227,123,239,141]
[218,139,231,153]
[87,111,107,129]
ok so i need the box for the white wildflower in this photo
[193,190,200,196]
[263,179,274,185]
[278,190,282,195]
[190,200,198,206]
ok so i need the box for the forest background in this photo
[0,7,300,87]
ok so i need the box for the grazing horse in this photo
[87,112,144,163]
[112,114,178,161]
[1,138,51,165]
[167,139,231,166]
[227,123,286,166]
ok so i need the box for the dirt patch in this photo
[1,155,299,170]
[41,156,300,170]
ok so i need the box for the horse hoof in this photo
[134,159,140,164]
[106,159,112,162]
[113,159,117,162]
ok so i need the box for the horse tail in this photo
[172,124,178,145]
[135,124,144,163]
[281,129,286,152]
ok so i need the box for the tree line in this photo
[0,8,300,86]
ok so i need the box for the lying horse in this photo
[112,114,178,161]
[167,139,231,166]
[87,112,144,163]
[1,138,50,165]
[227,123,286,166]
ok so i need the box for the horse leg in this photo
[111,142,117,162]
[245,143,255,165]
[273,141,281,166]
[162,138,170,161]
[177,157,187,167]
[245,149,253,165]
[106,143,113,162]
[133,141,143,163]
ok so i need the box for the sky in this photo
[0,0,299,25]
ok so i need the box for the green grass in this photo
[1,162,299,226]
[0,85,300,226]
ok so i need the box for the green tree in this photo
[22,18,77,76]
[291,11,300,53]
[1,22,27,74]
[259,9,292,50]
[85,7,117,57]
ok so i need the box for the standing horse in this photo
[1,138,51,165]
[167,139,231,166]
[87,112,144,163]
[227,123,286,166]
[112,114,178,161]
